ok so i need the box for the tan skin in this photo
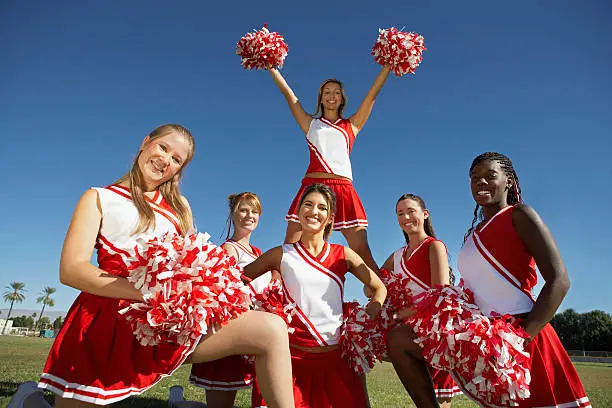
[381,198,452,408]
[268,66,392,273]
[390,159,572,407]
[53,133,294,408]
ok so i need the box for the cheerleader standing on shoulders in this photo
[266,65,392,272]
[389,152,590,408]
[190,192,279,407]
[381,194,460,408]
[244,183,387,408]
[17,125,294,408]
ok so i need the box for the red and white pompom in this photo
[119,232,251,347]
[341,301,381,374]
[371,27,426,76]
[407,283,531,405]
[251,279,297,334]
[236,24,289,70]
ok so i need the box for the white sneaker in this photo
[7,382,48,408]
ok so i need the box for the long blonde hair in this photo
[115,124,195,235]
[313,78,347,118]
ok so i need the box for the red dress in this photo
[38,186,197,405]
[457,205,591,407]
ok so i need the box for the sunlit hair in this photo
[115,124,195,235]
[396,193,455,284]
[464,152,523,242]
[224,192,262,240]
[298,183,336,240]
[313,78,347,118]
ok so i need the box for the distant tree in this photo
[24,316,35,329]
[2,282,26,335]
[552,309,612,351]
[35,286,56,330]
[38,316,51,330]
[52,316,64,330]
[12,315,28,327]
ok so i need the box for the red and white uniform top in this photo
[392,236,443,295]
[305,117,356,180]
[458,205,537,316]
[224,240,271,294]
[280,242,348,347]
[94,185,182,276]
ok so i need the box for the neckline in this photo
[403,236,432,261]
[297,240,329,261]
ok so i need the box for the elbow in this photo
[59,261,80,289]
[558,275,570,296]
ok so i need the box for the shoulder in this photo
[80,188,103,210]
[428,239,448,254]
[511,203,544,228]
[222,241,240,258]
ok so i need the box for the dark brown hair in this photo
[298,183,336,239]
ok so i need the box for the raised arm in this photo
[243,246,283,281]
[512,204,570,340]
[345,247,387,319]
[349,65,391,135]
[428,241,451,286]
[59,189,143,301]
[269,68,312,134]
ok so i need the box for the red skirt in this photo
[189,355,254,391]
[38,292,197,405]
[451,324,591,407]
[252,347,367,408]
[285,177,368,230]
[429,367,461,399]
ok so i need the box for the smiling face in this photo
[321,82,343,112]
[396,198,429,235]
[231,198,260,235]
[469,159,513,207]
[137,132,191,190]
[298,191,333,236]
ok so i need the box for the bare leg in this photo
[342,227,379,273]
[188,311,293,408]
[387,325,439,408]
[205,389,237,408]
[284,221,301,244]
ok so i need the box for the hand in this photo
[393,307,415,322]
[365,299,382,319]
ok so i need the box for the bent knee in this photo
[387,326,417,355]
[258,313,289,343]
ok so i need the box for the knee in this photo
[387,326,417,358]
[259,313,289,347]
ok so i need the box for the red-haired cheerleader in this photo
[190,192,279,408]
[244,183,386,408]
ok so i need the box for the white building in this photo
[0,318,14,334]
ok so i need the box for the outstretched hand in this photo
[365,299,382,319]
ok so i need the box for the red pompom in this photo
[371,27,426,76]
[236,25,289,70]
[119,232,251,347]
[407,282,531,406]
[251,279,297,333]
[341,301,381,374]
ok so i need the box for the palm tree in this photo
[35,286,56,331]
[2,282,26,335]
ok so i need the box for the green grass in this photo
[1,336,610,407]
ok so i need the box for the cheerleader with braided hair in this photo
[387,152,590,407]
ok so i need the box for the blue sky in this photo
[1,1,610,315]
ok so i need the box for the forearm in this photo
[60,262,143,301]
[523,277,569,336]
[366,65,392,100]
[269,68,298,103]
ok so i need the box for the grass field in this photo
[1,336,610,407]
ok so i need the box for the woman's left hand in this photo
[365,299,382,319]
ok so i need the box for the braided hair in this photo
[464,152,523,242]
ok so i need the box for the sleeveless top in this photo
[305,118,356,180]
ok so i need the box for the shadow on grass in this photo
[0,381,170,407]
